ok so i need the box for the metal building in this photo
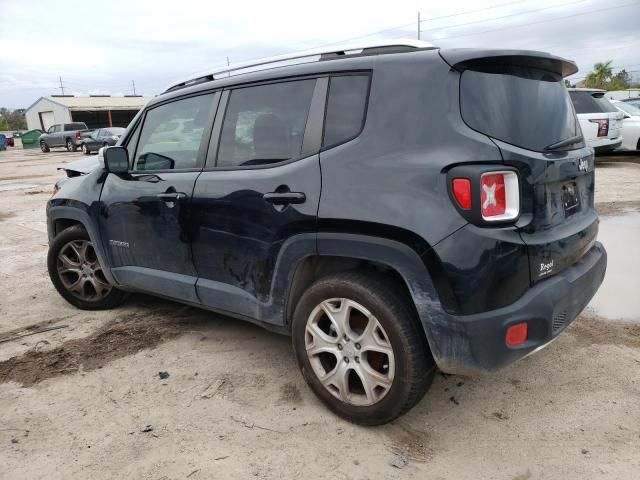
[25,95,152,131]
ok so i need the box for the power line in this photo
[290,0,528,51]
[419,2,639,42]
[419,0,588,34]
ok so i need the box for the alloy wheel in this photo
[305,298,395,406]
[56,240,112,301]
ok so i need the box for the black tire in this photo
[47,225,128,310]
[66,138,77,152]
[82,143,91,155]
[40,141,50,153]
[291,271,435,425]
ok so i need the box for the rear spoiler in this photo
[439,48,578,78]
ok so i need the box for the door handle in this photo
[263,191,306,205]
[157,192,187,202]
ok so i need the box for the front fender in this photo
[47,204,116,285]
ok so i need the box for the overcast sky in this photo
[0,0,638,108]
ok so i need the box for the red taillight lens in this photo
[589,118,609,137]
[75,131,81,139]
[481,173,506,217]
[480,171,519,222]
[506,322,528,346]
[452,178,472,209]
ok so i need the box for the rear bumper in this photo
[424,242,607,374]
[592,139,622,153]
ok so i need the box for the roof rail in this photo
[164,39,434,93]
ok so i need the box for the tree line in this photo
[568,60,640,90]
[0,108,27,131]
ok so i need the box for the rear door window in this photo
[133,94,214,171]
[460,66,580,152]
[217,79,316,167]
[323,74,370,149]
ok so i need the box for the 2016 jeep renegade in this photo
[46,41,607,425]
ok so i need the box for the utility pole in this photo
[58,76,66,95]
[226,56,230,66]
[417,12,421,40]
[131,80,137,95]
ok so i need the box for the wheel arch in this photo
[283,233,449,348]
[47,206,116,285]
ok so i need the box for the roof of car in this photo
[163,39,434,94]
[567,88,606,92]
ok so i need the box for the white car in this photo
[611,100,640,151]
[568,88,624,154]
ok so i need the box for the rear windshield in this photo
[460,66,580,152]
[569,91,618,114]
[64,123,87,131]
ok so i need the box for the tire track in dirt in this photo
[0,310,205,387]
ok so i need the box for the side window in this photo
[133,94,214,171]
[322,75,370,149]
[217,79,316,167]
[53,125,61,133]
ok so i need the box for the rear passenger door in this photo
[99,92,218,302]
[191,78,325,322]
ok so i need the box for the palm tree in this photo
[583,61,613,89]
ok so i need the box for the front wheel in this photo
[81,143,90,155]
[40,141,50,152]
[47,225,128,310]
[291,271,435,425]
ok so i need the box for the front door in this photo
[191,79,324,323]
[99,92,218,302]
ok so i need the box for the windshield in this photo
[615,102,640,116]
[460,65,581,152]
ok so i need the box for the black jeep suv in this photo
[46,42,607,425]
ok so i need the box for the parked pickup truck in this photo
[39,123,91,152]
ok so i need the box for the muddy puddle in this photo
[587,211,640,322]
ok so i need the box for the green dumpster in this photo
[21,129,43,149]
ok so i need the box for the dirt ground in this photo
[1,145,639,480]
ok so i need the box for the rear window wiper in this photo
[544,135,584,151]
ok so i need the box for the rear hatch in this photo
[570,90,624,141]
[441,49,598,284]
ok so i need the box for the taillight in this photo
[589,118,609,137]
[452,178,472,209]
[480,171,519,221]
[75,131,81,139]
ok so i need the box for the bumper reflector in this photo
[506,322,528,346]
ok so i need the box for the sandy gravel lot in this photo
[1,146,639,480]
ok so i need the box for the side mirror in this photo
[103,146,129,173]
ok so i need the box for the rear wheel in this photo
[47,225,128,310]
[66,139,76,152]
[40,141,50,152]
[291,271,435,425]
